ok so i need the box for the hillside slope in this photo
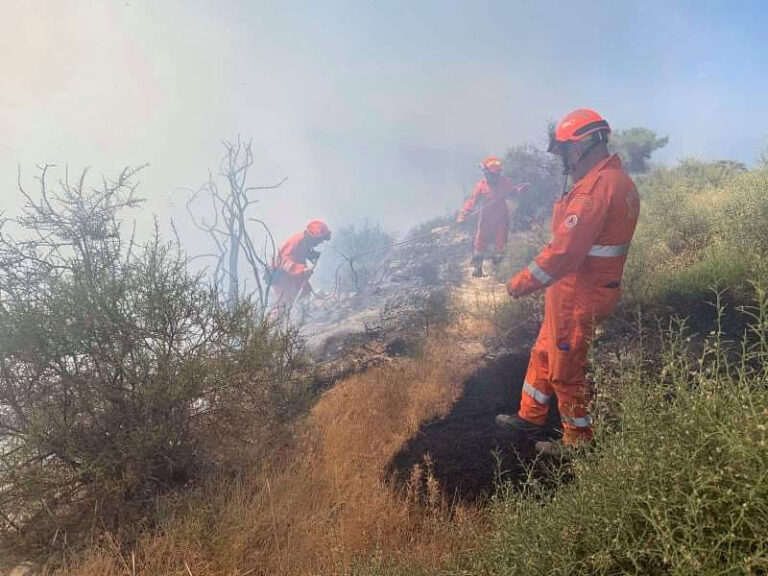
[39,161,768,575]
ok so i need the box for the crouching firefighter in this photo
[457,156,528,277]
[496,109,640,450]
[269,220,331,312]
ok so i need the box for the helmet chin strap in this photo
[559,142,573,196]
[559,133,606,196]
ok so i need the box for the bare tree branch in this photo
[185,136,285,312]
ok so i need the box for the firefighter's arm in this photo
[458,182,484,221]
[280,240,310,276]
[507,190,607,298]
[284,260,310,277]
[508,182,531,198]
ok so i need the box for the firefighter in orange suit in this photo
[496,109,640,448]
[457,156,528,277]
[270,220,331,310]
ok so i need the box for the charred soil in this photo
[387,351,561,503]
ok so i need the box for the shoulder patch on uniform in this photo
[564,214,579,229]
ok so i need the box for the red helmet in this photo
[480,156,503,174]
[548,108,611,153]
[306,219,331,240]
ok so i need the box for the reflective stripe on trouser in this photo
[516,276,614,445]
[561,414,592,428]
[519,316,594,445]
[522,381,551,405]
[519,323,555,426]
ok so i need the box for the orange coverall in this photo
[507,154,640,445]
[271,231,314,308]
[460,175,522,256]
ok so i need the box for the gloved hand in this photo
[514,182,531,193]
[506,277,521,299]
[307,249,321,264]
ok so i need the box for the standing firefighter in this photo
[457,156,528,277]
[270,220,331,311]
[496,109,640,450]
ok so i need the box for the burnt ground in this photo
[387,352,562,503]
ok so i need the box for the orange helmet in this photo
[306,219,331,240]
[548,108,611,153]
[480,156,503,174]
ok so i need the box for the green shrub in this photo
[716,170,768,255]
[0,167,309,555]
[649,248,754,304]
[622,161,768,313]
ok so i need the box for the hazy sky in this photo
[2,0,767,251]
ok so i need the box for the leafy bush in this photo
[622,160,766,312]
[715,170,768,254]
[0,167,309,554]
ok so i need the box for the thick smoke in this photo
[2,1,766,258]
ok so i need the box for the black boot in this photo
[491,254,503,266]
[471,255,484,277]
[495,413,546,441]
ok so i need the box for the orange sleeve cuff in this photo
[507,267,545,297]
[284,261,308,276]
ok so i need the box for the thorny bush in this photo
[0,166,310,556]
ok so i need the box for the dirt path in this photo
[388,352,561,502]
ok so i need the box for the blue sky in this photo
[1,0,767,247]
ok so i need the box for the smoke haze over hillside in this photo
[2,0,768,252]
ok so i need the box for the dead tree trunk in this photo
[185,136,286,312]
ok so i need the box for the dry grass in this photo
[60,336,489,575]
[453,280,541,347]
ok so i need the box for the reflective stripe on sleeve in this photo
[527,261,555,285]
[561,414,593,428]
[523,381,551,405]
[587,244,630,257]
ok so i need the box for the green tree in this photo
[503,143,561,230]
[609,127,669,173]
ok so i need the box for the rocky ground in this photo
[299,223,473,388]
